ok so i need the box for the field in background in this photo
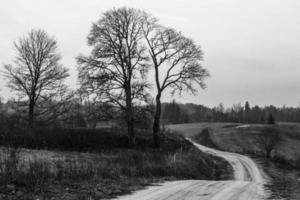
[166,122,238,137]
[167,122,300,200]
[167,122,300,166]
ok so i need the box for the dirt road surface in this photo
[115,139,269,200]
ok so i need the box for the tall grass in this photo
[0,127,233,199]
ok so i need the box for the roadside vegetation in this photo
[261,158,300,200]
[0,127,232,199]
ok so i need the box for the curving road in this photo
[115,139,269,200]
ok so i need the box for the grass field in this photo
[167,122,300,200]
[167,122,300,167]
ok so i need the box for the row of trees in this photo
[162,100,300,124]
[1,7,209,147]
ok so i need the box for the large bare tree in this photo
[77,7,149,145]
[3,29,69,127]
[142,19,210,147]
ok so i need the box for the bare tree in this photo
[77,7,149,145]
[255,126,280,158]
[2,29,69,127]
[142,19,209,147]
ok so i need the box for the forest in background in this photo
[1,97,300,132]
[161,100,300,124]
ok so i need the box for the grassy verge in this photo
[257,158,300,200]
[0,128,232,200]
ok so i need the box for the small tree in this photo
[3,29,69,127]
[142,19,209,147]
[255,127,280,158]
[244,101,250,123]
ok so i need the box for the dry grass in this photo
[0,128,232,199]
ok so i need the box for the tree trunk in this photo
[125,83,135,146]
[28,99,35,127]
[127,114,135,145]
[153,93,161,148]
[265,148,272,158]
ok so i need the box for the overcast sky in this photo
[1,0,300,107]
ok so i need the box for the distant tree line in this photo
[161,100,300,124]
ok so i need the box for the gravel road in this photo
[115,139,269,200]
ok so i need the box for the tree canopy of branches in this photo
[77,7,150,145]
[3,29,69,127]
[142,18,209,147]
